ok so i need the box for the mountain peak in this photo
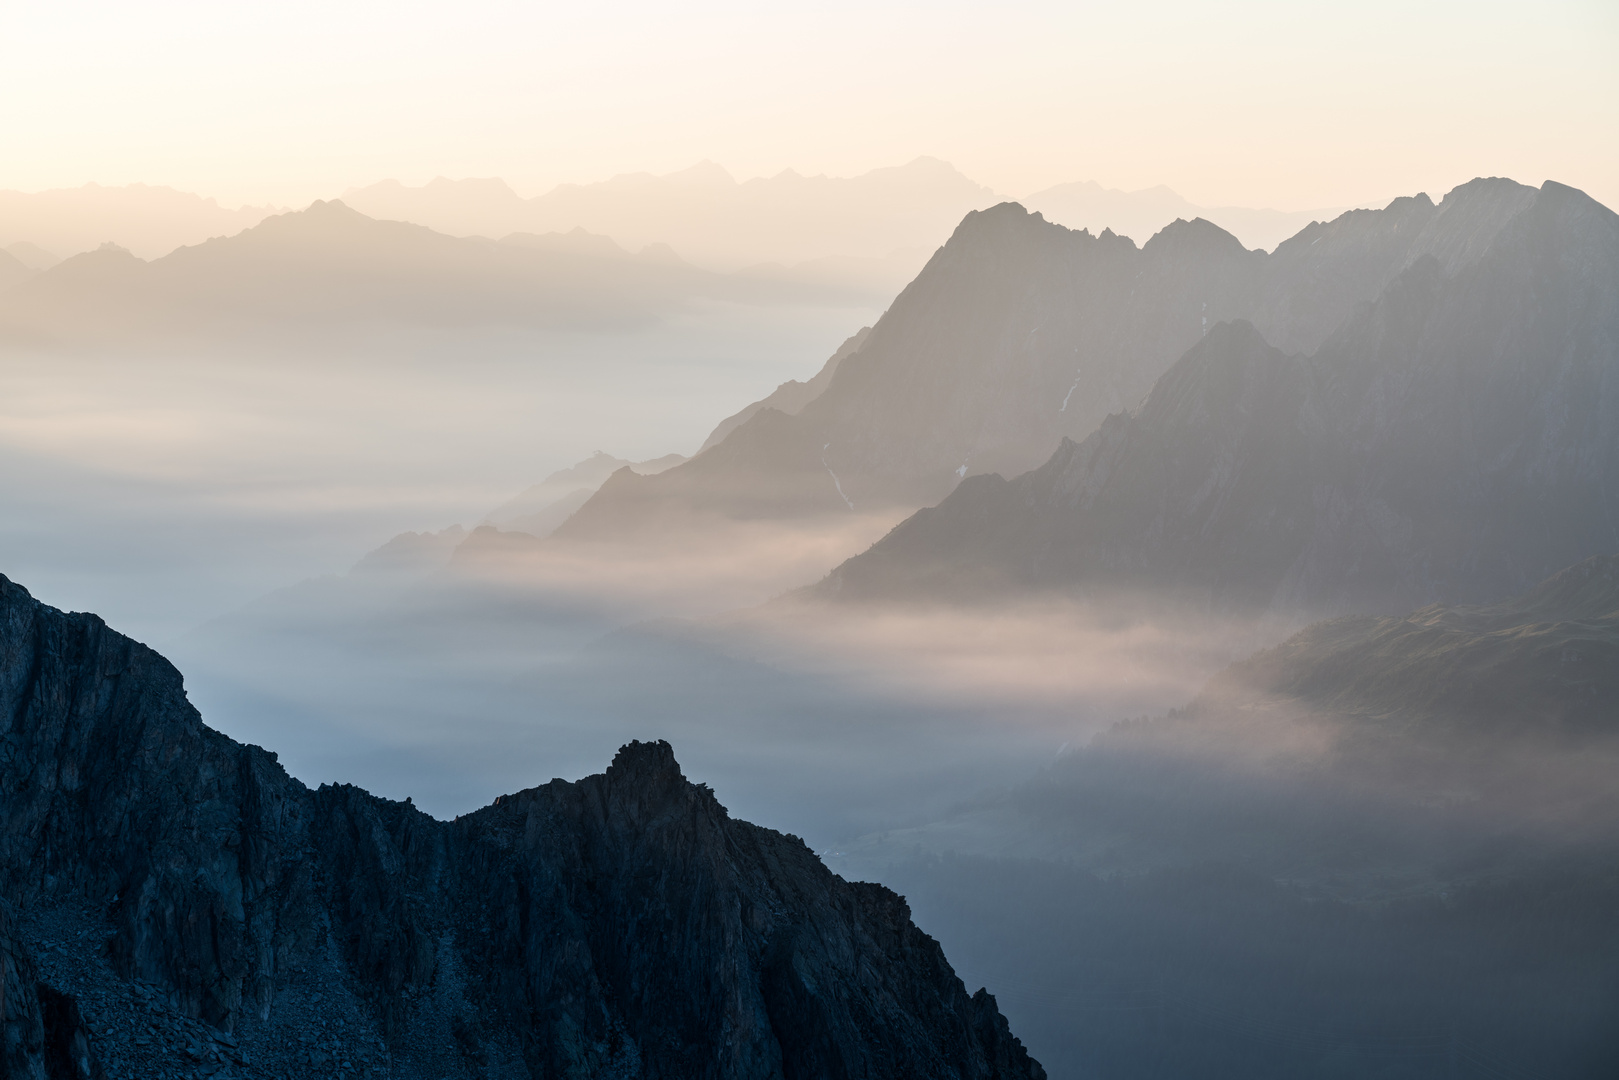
[1142,215,1248,256]
[608,737,683,781]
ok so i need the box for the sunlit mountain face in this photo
[2,2,1616,1075]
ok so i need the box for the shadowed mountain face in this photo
[0,574,1043,1080]
[819,180,1619,621]
[560,179,1572,539]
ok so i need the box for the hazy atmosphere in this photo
[2,2,1617,1079]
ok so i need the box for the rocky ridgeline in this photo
[0,574,1042,1080]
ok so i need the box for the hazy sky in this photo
[3,0,1614,211]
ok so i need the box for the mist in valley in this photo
[4,4,1618,1076]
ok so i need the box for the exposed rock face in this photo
[560,179,1551,535]
[819,180,1619,621]
[0,574,1042,1079]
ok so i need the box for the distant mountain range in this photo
[0,199,866,343]
[343,158,997,276]
[0,164,1341,287]
[559,179,1564,548]
[0,182,280,260]
[817,179,1619,622]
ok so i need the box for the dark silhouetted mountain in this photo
[0,573,1042,1079]
[561,181,1552,541]
[0,201,851,344]
[819,180,1619,621]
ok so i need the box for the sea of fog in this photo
[0,294,1249,849]
[0,299,878,645]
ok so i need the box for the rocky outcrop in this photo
[0,573,1042,1079]
[818,180,1619,621]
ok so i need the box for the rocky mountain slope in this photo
[559,178,1556,537]
[0,573,1042,1079]
[818,179,1619,620]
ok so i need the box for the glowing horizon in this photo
[2,0,1613,213]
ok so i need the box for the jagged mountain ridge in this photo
[0,574,1042,1079]
[343,158,999,273]
[818,179,1619,620]
[557,179,1550,538]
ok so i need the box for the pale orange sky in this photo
[2,0,1616,211]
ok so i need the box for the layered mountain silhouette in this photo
[0,573,1044,1079]
[815,179,1619,620]
[557,178,1576,542]
[344,158,999,274]
[0,182,280,260]
[0,200,853,344]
